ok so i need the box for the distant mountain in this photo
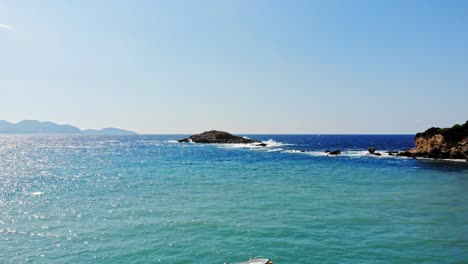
[0,120,138,135]
[83,128,137,135]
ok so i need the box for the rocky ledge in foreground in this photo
[398,121,468,160]
[178,130,264,145]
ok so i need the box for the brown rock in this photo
[403,121,467,160]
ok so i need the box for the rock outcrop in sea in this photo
[398,121,468,160]
[325,150,341,155]
[368,146,382,156]
[178,130,262,144]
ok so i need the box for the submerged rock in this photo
[177,130,262,144]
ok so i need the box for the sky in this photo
[0,0,467,134]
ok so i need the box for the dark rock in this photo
[450,150,464,160]
[368,146,383,156]
[256,143,267,147]
[386,151,399,156]
[397,150,415,158]
[328,150,341,155]
[177,130,262,144]
[324,150,331,153]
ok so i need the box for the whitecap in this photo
[218,140,289,152]
[29,191,44,196]
[284,150,327,156]
[262,139,290,147]
[218,143,260,150]
[266,148,283,152]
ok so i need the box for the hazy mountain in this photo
[83,128,138,135]
[0,120,138,135]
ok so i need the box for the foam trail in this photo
[284,149,399,158]
[218,139,290,152]
[267,148,283,152]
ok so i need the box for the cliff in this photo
[398,121,468,160]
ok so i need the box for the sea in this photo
[0,135,467,263]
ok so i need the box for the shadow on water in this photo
[414,159,468,173]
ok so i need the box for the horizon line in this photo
[0,133,417,136]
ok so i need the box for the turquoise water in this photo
[0,135,467,263]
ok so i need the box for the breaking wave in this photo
[218,139,289,152]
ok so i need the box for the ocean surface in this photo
[0,135,467,263]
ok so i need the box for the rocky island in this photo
[178,130,265,145]
[398,121,468,160]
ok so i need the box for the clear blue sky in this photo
[1,0,467,134]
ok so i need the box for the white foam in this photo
[342,150,372,157]
[218,143,261,150]
[262,139,290,147]
[266,148,283,152]
[29,192,44,196]
[284,149,400,158]
[284,150,327,156]
[218,139,289,152]
[417,157,467,163]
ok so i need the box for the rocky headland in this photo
[178,130,264,145]
[398,121,468,160]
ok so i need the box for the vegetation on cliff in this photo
[416,121,468,143]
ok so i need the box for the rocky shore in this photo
[178,130,264,145]
[398,121,468,160]
[179,124,468,162]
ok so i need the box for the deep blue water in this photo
[0,135,467,263]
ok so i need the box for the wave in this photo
[262,139,291,147]
[218,143,262,150]
[218,139,289,151]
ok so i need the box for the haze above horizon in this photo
[1,0,467,134]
